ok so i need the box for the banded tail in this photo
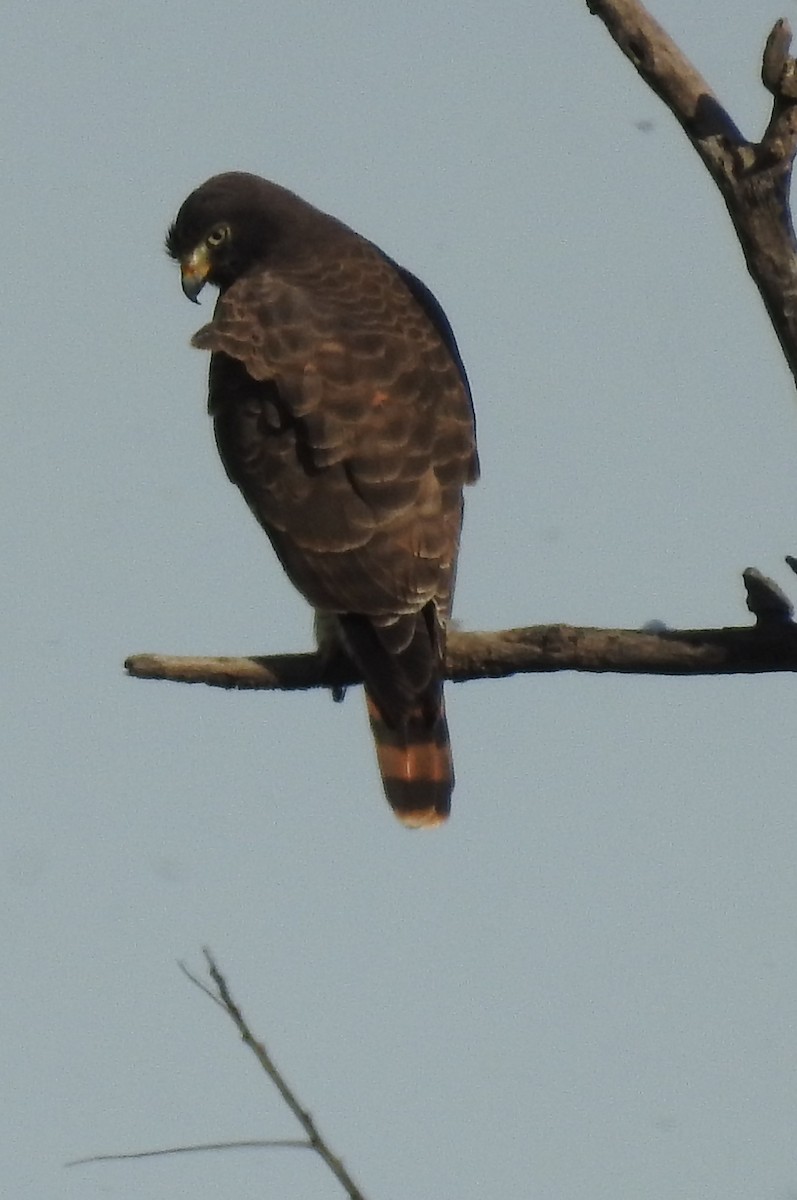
[365,690,454,828]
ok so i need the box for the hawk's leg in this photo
[313,610,351,705]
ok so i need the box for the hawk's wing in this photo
[193,245,476,623]
[191,240,477,824]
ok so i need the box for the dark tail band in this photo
[365,691,453,828]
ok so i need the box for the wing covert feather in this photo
[194,246,475,621]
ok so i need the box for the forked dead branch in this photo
[588,2,797,383]
[68,952,369,1200]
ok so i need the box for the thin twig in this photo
[66,1139,310,1167]
[177,958,228,1010]
[195,949,371,1200]
[70,954,371,1199]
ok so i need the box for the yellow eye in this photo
[206,224,229,247]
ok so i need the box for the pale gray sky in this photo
[4,2,797,1198]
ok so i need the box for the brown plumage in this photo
[166,172,478,826]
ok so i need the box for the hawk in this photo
[166,172,478,827]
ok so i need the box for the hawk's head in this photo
[166,171,323,301]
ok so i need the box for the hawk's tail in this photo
[365,689,453,828]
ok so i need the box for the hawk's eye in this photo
[206,224,230,247]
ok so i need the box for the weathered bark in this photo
[587,1,797,387]
[125,566,797,690]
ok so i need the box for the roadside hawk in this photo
[166,172,478,826]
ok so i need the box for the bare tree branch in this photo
[193,950,371,1200]
[124,566,797,691]
[122,625,797,689]
[66,1139,309,1168]
[586,1,797,388]
[69,953,371,1200]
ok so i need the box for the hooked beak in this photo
[179,245,211,303]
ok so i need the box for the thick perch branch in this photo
[125,567,797,690]
[587,0,797,388]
